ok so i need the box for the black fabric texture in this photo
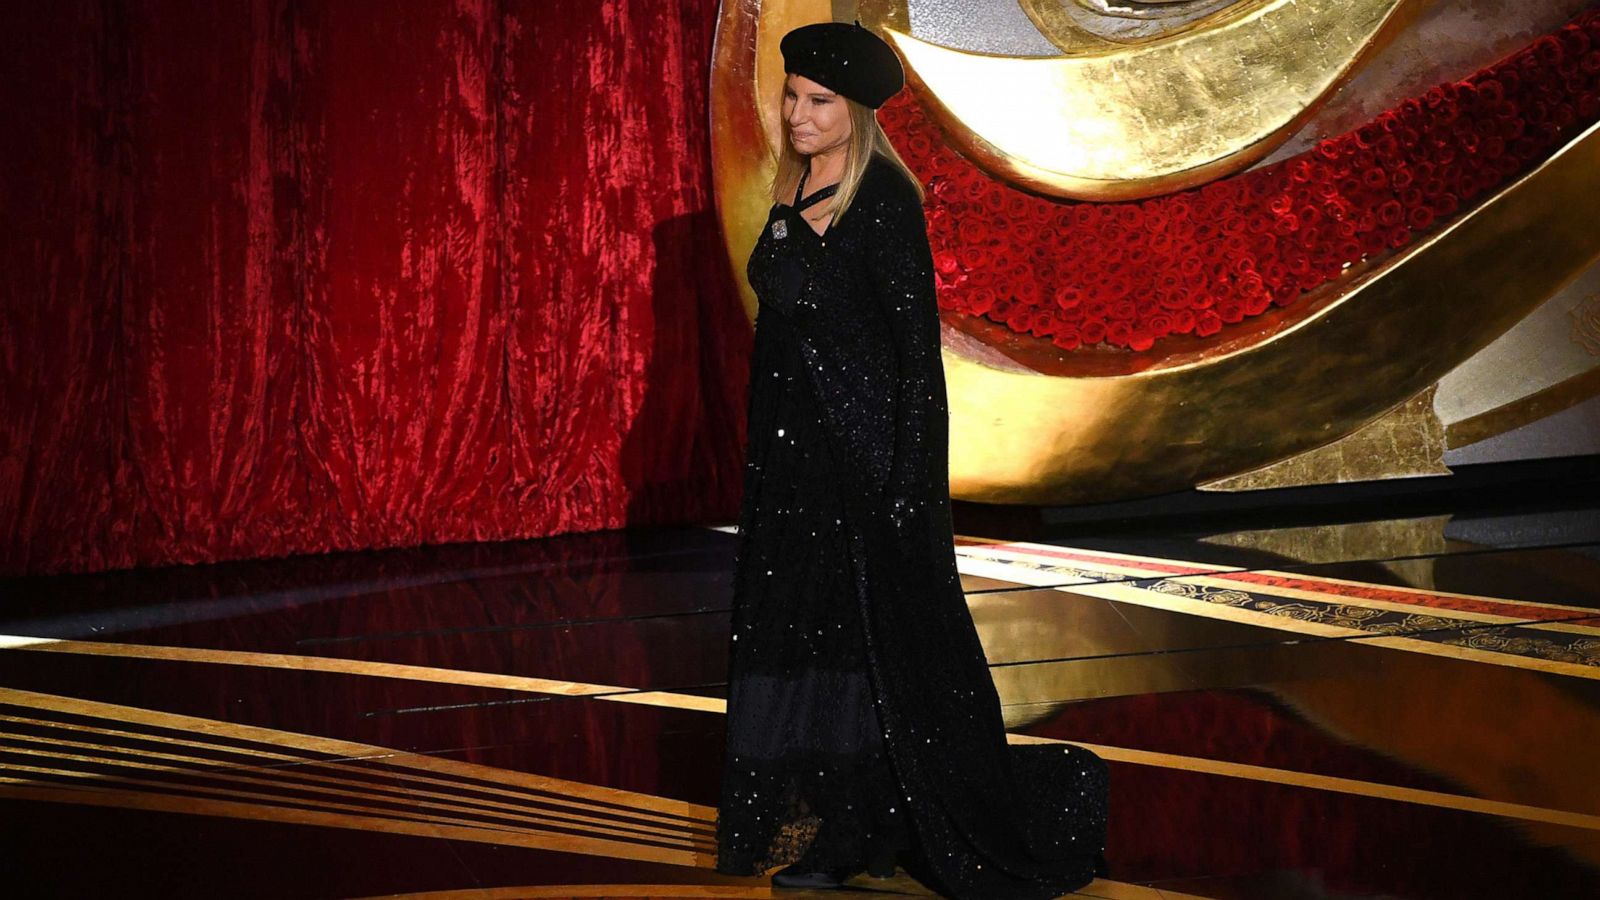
[715,152,1109,898]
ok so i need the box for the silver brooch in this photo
[771,219,788,240]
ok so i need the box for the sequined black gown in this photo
[715,153,1108,899]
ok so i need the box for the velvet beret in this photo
[779,20,905,109]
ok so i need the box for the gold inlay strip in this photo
[0,781,707,868]
[342,877,1216,899]
[7,650,1600,832]
[0,712,710,834]
[1063,581,1600,680]
[0,756,655,848]
[0,730,711,847]
[1176,574,1600,635]
[1014,733,1600,832]
[1242,569,1600,616]
[0,686,714,822]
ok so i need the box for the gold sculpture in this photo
[886,0,1428,201]
[711,1,1600,504]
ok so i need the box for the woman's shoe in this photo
[770,862,854,889]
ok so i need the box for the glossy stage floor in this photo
[4,475,1600,899]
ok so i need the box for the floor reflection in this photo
[3,502,1599,897]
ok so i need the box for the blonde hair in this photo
[770,92,925,227]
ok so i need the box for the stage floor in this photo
[4,497,1600,898]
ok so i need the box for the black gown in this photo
[715,153,1109,899]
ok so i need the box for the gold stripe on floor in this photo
[5,647,1600,833]
[344,878,1215,899]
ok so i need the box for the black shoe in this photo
[771,862,854,889]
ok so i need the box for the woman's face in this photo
[783,73,851,158]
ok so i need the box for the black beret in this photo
[779,20,905,109]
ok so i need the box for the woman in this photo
[715,20,1109,898]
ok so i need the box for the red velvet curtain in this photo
[0,0,751,576]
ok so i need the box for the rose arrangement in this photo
[878,10,1600,352]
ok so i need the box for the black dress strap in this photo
[793,165,839,213]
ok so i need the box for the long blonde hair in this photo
[770,93,925,228]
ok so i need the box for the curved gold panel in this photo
[1018,0,1273,51]
[886,0,1425,200]
[945,119,1600,503]
[711,4,1600,506]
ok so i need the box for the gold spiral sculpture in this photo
[710,0,1600,504]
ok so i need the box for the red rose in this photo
[934,250,961,275]
[967,286,997,316]
[1081,320,1108,344]
[1534,35,1565,67]
[963,245,994,272]
[1052,328,1082,351]
[1407,206,1436,229]
[1195,310,1223,336]
[1173,308,1197,333]
[1128,329,1156,352]
[1055,286,1083,311]
[1030,311,1057,337]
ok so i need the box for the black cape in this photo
[716,153,1108,898]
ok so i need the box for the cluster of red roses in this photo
[877,11,1600,353]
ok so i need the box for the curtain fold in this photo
[0,0,750,576]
